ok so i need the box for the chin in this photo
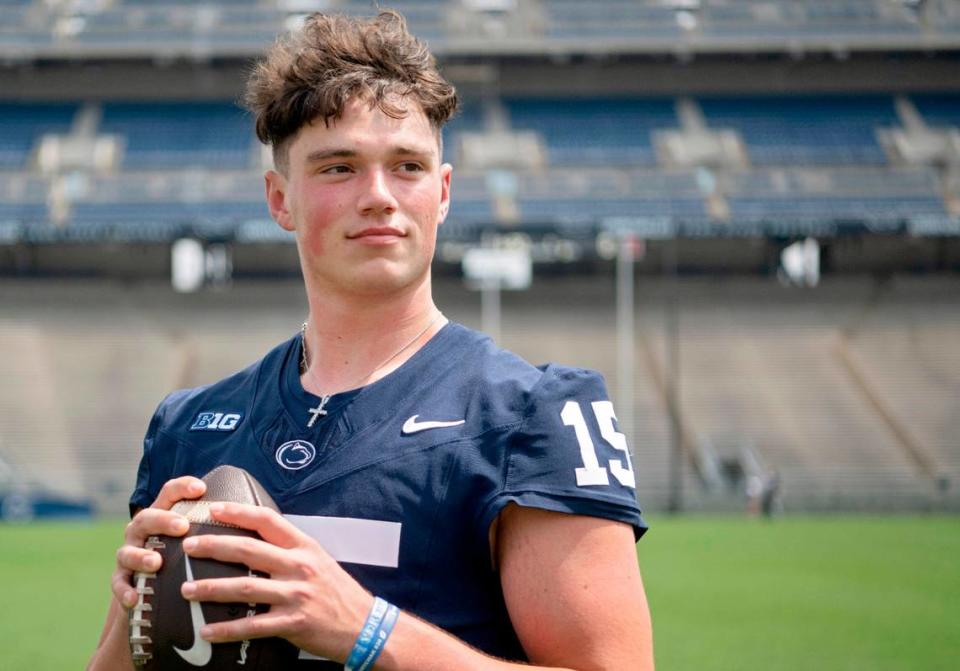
[346,263,430,297]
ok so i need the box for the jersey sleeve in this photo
[128,391,187,516]
[477,365,648,545]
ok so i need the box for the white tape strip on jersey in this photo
[282,514,403,663]
[284,514,402,568]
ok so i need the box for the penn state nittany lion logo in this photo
[275,440,316,470]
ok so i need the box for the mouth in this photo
[346,226,406,240]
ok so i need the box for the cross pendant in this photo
[307,395,331,428]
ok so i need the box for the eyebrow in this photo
[304,149,355,163]
[304,146,434,164]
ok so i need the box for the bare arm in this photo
[495,503,654,670]
[176,501,653,670]
[87,477,206,671]
[373,504,654,670]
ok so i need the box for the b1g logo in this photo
[189,411,242,431]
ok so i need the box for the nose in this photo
[356,168,398,216]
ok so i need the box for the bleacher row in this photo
[8,94,960,168]
[1,94,958,240]
[2,276,957,514]
[1,0,956,56]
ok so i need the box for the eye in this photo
[398,161,425,173]
[320,164,352,175]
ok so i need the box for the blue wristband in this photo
[345,597,389,671]
[356,602,400,671]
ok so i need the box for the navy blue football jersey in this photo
[131,322,647,665]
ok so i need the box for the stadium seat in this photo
[543,0,684,39]
[0,102,77,169]
[723,166,948,222]
[699,95,899,165]
[504,97,678,167]
[99,102,254,169]
[910,93,960,127]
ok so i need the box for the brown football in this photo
[129,465,299,669]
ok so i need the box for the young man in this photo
[88,11,654,670]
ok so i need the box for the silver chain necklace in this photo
[299,312,443,428]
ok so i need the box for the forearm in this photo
[375,610,575,671]
[87,599,134,671]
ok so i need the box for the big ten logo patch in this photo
[190,412,242,432]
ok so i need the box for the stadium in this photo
[0,1,958,669]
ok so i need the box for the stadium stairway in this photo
[630,277,951,512]
[839,278,960,487]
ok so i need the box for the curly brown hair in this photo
[244,10,459,172]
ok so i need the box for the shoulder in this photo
[452,324,645,544]
[441,323,608,420]
[148,336,293,436]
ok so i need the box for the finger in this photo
[113,533,169,609]
[183,533,290,575]
[207,502,305,549]
[116,543,164,574]
[181,575,283,605]
[111,567,138,609]
[124,509,190,545]
[111,543,163,608]
[200,611,299,644]
[151,476,206,510]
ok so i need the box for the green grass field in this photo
[1,515,957,670]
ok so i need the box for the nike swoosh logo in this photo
[175,554,213,667]
[402,415,466,435]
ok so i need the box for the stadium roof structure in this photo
[2,0,960,62]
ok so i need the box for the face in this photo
[265,98,452,300]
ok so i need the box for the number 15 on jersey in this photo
[562,400,636,488]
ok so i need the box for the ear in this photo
[437,162,452,226]
[265,170,294,232]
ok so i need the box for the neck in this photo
[300,279,442,396]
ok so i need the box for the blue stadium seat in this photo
[518,197,706,222]
[70,200,268,226]
[63,4,284,47]
[911,93,960,127]
[442,99,485,155]
[728,196,946,221]
[699,95,898,165]
[543,0,683,39]
[447,100,484,133]
[0,103,77,169]
[723,166,946,222]
[703,0,922,38]
[0,201,47,222]
[504,97,677,166]
[445,198,494,226]
[338,0,447,42]
[99,102,253,169]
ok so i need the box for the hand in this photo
[111,476,206,609]
[177,502,375,663]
